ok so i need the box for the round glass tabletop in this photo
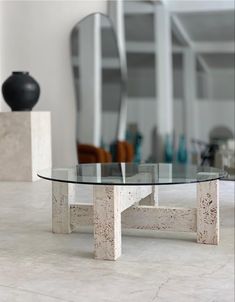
[37,163,226,186]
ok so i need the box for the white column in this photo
[183,48,198,150]
[109,0,128,141]
[79,14,101,147]
[207,72,213,100]
[154,4,173,160]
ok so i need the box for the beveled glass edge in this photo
[37,173,226,186]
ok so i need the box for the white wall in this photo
[197,69,235,142]
[0,0,107,166]
[197,100,235,142]
[211,69,235,100]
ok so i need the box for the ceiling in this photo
[176,10,235,42]
[200,53,235,69]
[176,10,235,70]
[123,1,235,70]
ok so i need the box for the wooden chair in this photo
[115,141,134,162]
[77,144,112,163]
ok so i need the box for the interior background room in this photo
[0,1,234,301]
[0,0,107,166]
[0,0,234,170]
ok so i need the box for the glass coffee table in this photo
[38,163,225,260]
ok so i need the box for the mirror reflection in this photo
[121,0,234,176]
[71,13,122,163]
[70,1,234,179]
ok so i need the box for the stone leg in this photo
[139,185,158,206]
[93,185,121,260]
[52,181,75,234]
[197,180,219,245]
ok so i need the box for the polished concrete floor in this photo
[0,180,234,302]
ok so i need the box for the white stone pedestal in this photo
[0,112,51,181]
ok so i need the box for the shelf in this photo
[126,41,184,54]
[124,1,154,15]
[72,56,120,70]
[127,97,183,102]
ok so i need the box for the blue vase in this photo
[177,135,188,164]
[164,134,173,163]
[134,133,142,163]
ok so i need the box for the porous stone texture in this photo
[94,185,121,260]
[70,204,94,229]
[0,180,234,301]
[139,185,158,206]
[93,185,156,260]
[197,180,219,245]
[55,180,219,260]
[69,204,197,233]
[122,206,197,232]
[52,181,75,234]
[0,112,51,181]
[119,185,152,211]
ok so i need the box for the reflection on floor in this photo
[0,180,234,302]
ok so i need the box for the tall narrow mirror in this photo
[71,13,122,162]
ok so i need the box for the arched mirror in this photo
[71,13,122,162]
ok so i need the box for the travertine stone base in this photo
[122,206,196,232]
[52,181,220,260]
[139,185,158,206]
[197,180,219,245]
[70,204,93,229]
[119,185,152,210]
[0,112,51,181]
[52,181,75,234]
[93,185,121,260]
[70,204,196,232]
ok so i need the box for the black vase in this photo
[1,71,40,111]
